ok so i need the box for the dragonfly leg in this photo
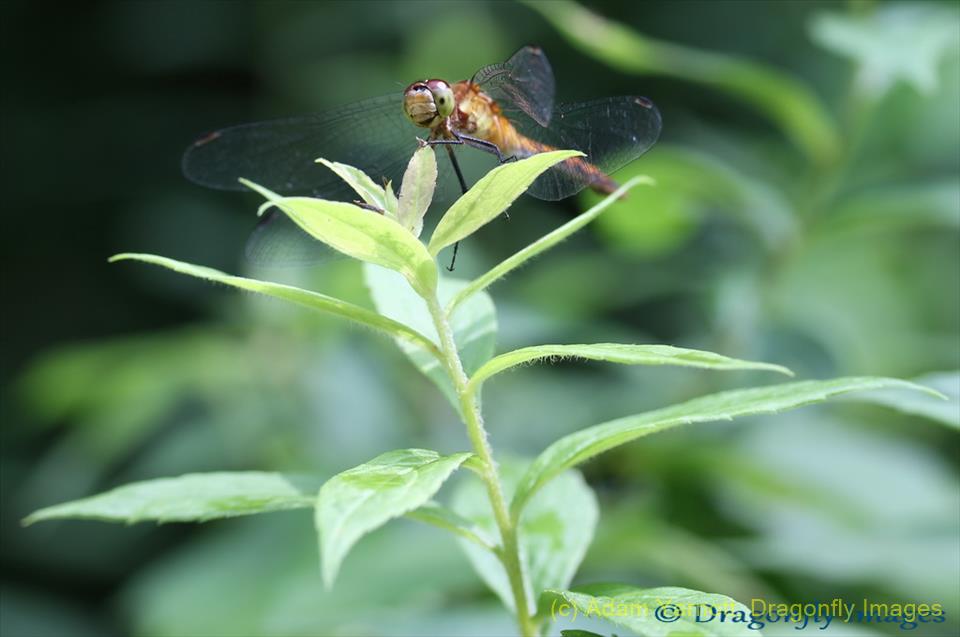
[425,137,465,152]
[428,133,516,164]
[443,145,469,194]
[443,145,468,272]
[451,134,515,221]
[354,200,385,214]
[457,133,517,164]
[426,135,514,271]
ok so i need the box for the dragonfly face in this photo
[402,79,455,129]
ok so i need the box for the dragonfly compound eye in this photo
[403,81,440,128]
[424,79,455,119]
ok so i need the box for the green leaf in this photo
[406,501,496,551]
[850,370,959,429]
[446,176,652,315]
[523,0,839,163]
[110,254,442,361]
[16,328,256,471]
[242,179,437,296]
[453,462,597,615]
[24,472,316,525]
[398,144,438,237]
[445,278,499,383]
[512,377,944,516]
[427,150,583,256]
[586,146,798,255]
[316,448,471,588]
[363,264,497,410]
[543,584,755,637]
[816,181,960,236]
[383,179,399,218]
[315,158,389,214]
[810,4,960,98]
[364,263,453,404]
[468,343,792,396]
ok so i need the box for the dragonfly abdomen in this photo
[455,79,625,198]
[512,136,618,195]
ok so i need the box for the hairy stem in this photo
[426,295,537,637]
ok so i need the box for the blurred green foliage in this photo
[2,1,958,636]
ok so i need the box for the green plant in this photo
[26,144,941,637]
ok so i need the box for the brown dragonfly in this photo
[183,46,661,265]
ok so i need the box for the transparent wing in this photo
[183,94,431,265]
[473,46,555,127]
[244,152,471,267]
[509,96,662,201]
[182,93,419,196]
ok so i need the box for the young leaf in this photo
[446,176,653,315]
[427,150,583,256]
[24,472,317,525]
[453,462,598,616]
[406,501,496,552]
[363,264,497,410]
[316,158,389,214]
[383,179,399,218]
[110,254,442,361]
[543,584,755,637]
[242,179,437,296]
[850,370,959,429]
[467,343,791,396]
[317,448,471,588]
[511,377,944,516]
[397,144,437,237]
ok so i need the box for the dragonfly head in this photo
[403,79,455,129]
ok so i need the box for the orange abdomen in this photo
[453,82,618,195]
[510,135,618,195]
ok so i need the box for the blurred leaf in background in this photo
[811,2,960,98]
[3,1,958,636]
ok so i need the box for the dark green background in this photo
[2,1,958,636]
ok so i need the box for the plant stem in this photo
[426,295,538,637]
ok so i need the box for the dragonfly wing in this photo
[182,93,419,196]
[183,93,431,265]
[243,211,334,266]
[474,46,555,127]
[508,96,662,200]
